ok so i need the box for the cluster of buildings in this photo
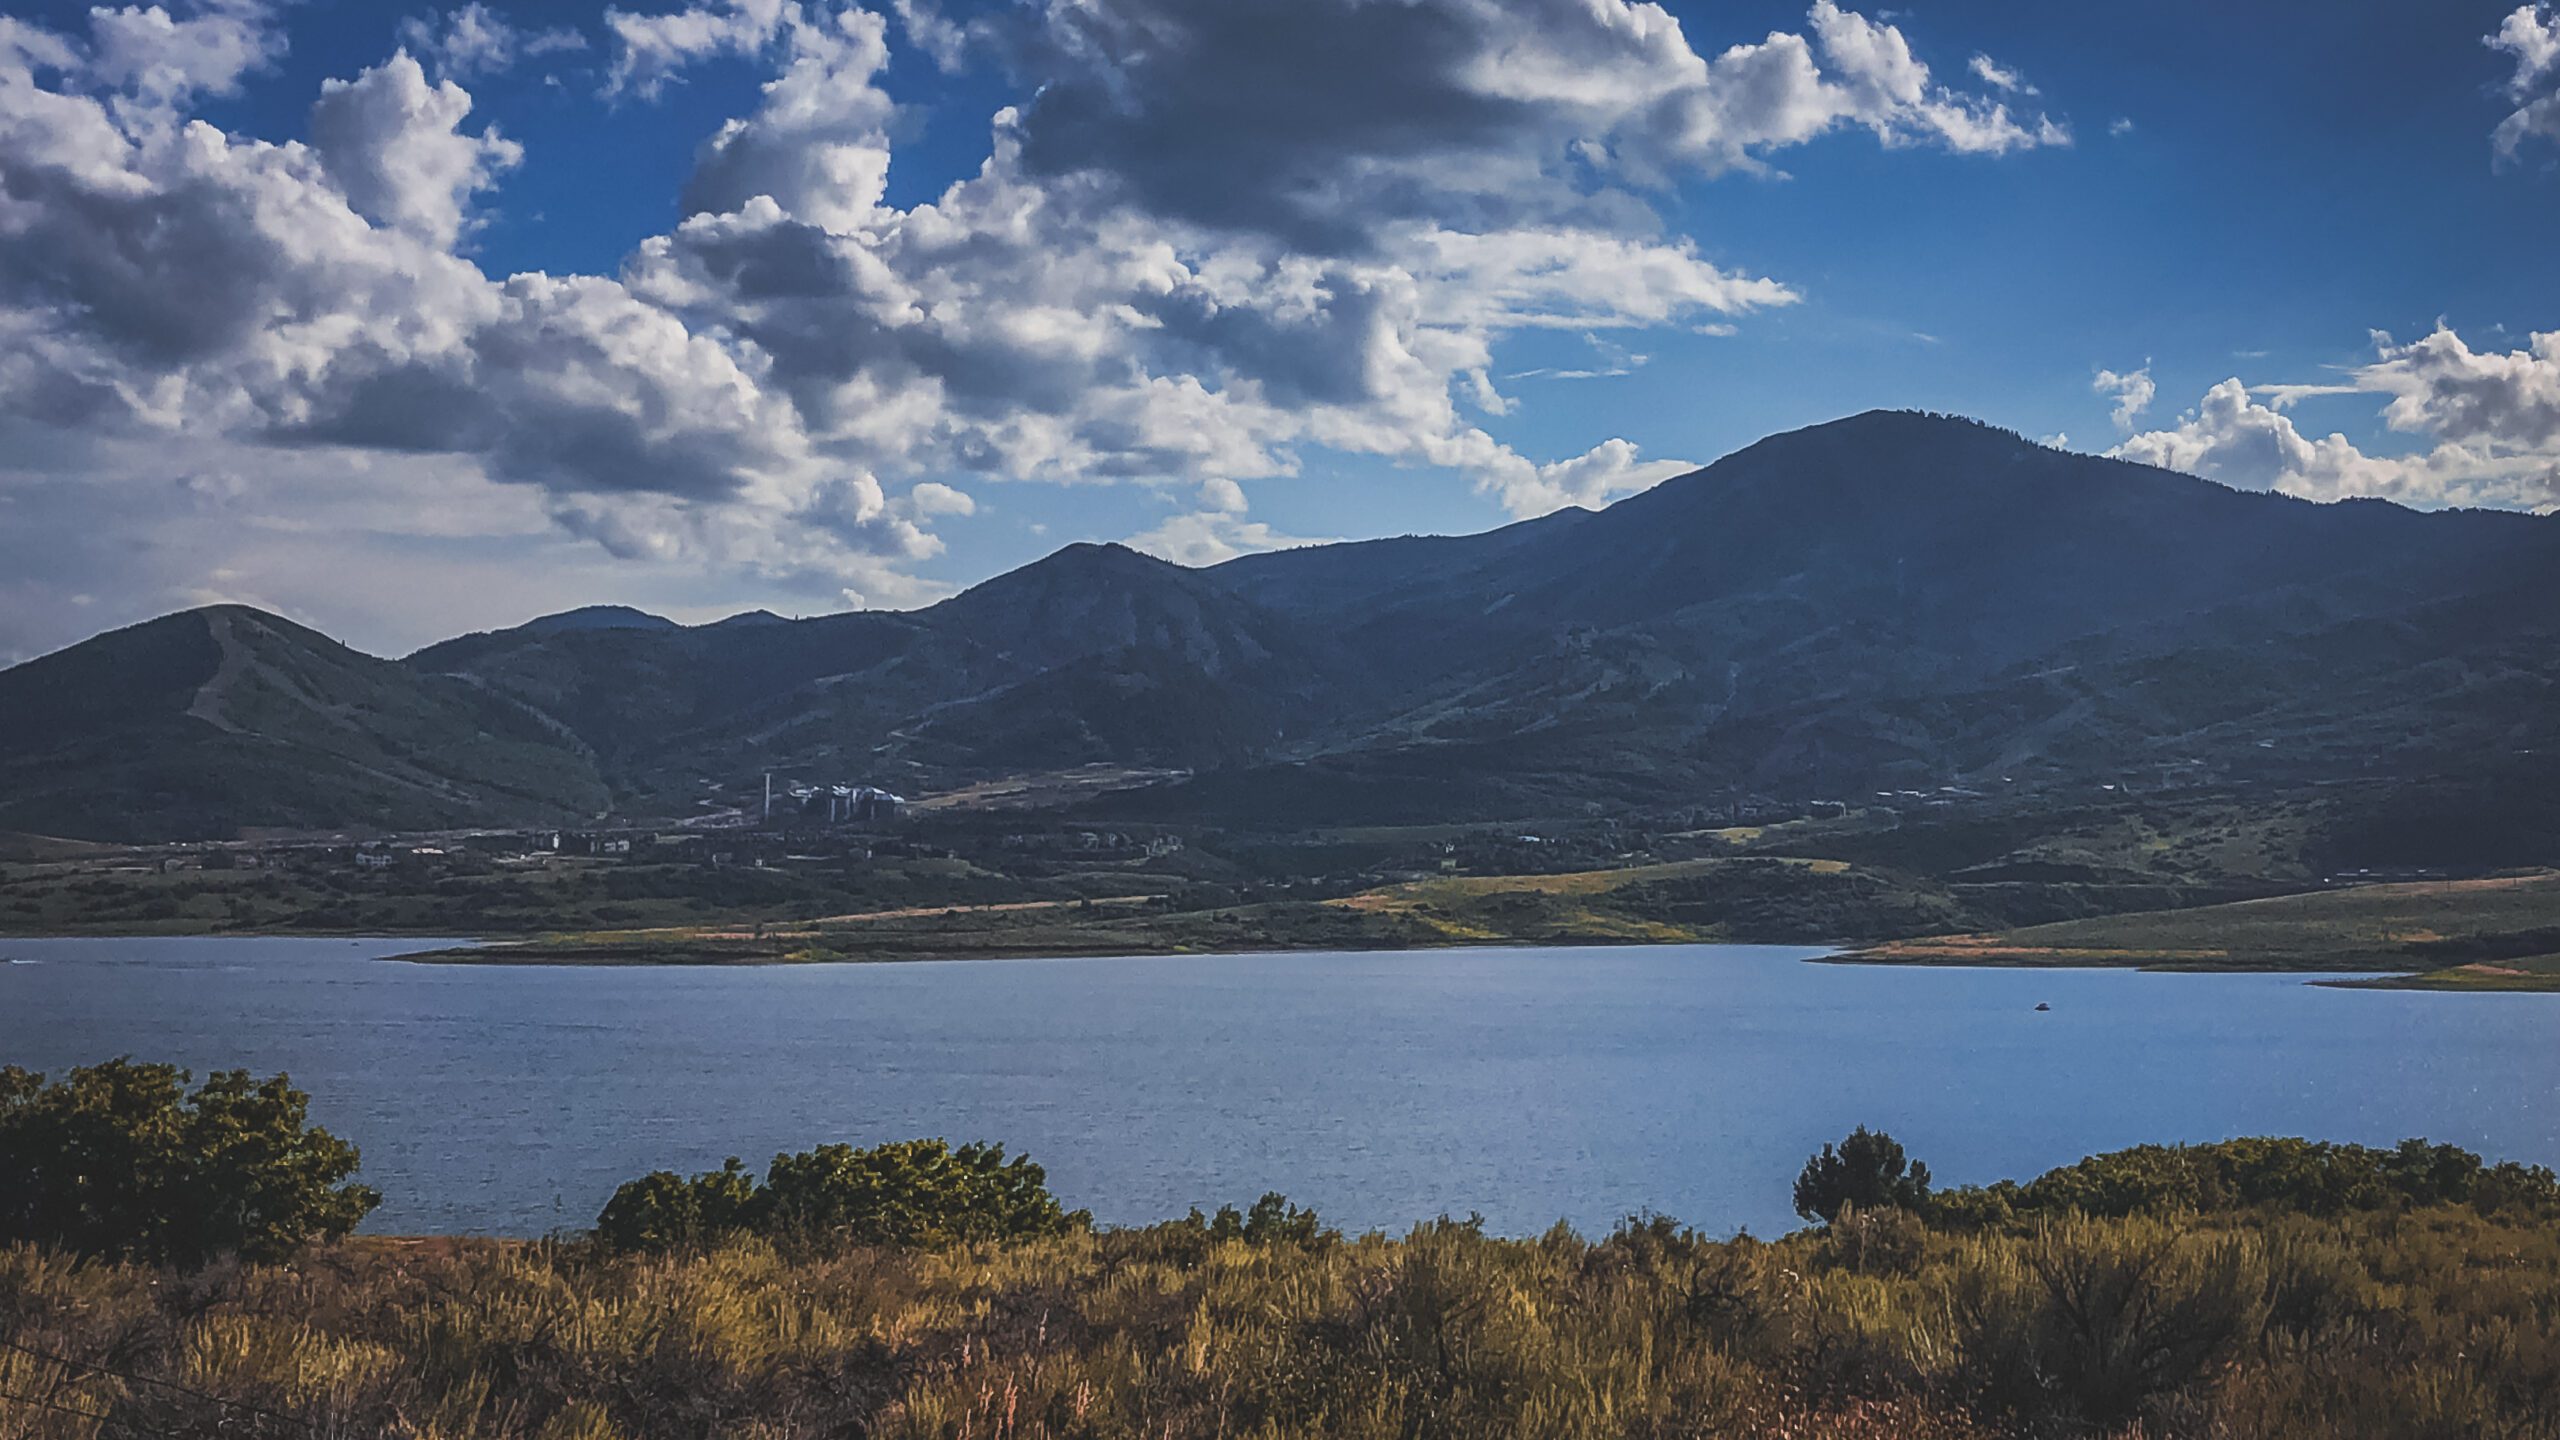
[768,779,905,826]
[996,829,1183,858]
[1873,786,1988,807]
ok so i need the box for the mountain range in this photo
[8,410,2556,842]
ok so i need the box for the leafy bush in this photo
[1189,1192,1330,1247]
[0,1059,377,1265]
[762,1138,1082,1246]
[591,1155,759,1253]
[1942,1217,2269,1430]
[12,1126,2560,1438]
[595,1138,1086,1253]
[1818,1201,1931,1276]
[1794,1126,1933,1223]
[1930,1136,2560,1225]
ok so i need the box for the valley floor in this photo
[408,863,2560,992]
[12,787,2560,988]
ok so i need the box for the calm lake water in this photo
[3,936,2555,1239]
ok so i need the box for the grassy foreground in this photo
[1847,870,2560,990]
[9,1066,2558,1439]
[8,1202,2560,1439]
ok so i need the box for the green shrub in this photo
[1930,1136,2560,1225]
[1819,1201,1931,1276]
[1676,1235,1778,1350]
[595,1138,1086,1253]
[762,1138,1082,1246]
[592,1156,759,1253]
[12,1123,2560,1439]
[1795,1127,1932,1223]
[1942,1217,2269,1429]
[0,1059,377,1265]
[1190,1192,1331,1247]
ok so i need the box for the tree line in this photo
[9,1059,2558,1269]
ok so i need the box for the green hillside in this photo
[9,413,2560,841]
[1853,870,2560,988]
[0,606,609,840]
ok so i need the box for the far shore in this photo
[17,893,2560,992]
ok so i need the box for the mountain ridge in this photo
[0,605,613,839]
[10,410,2556,840]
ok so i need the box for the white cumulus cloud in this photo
[1966,54,2035,95]
[87,0,282,107]
[2490,4,2560,160]
[603,0,788,97]
[309,52,523,249]
[398,4,587,81]
[2117,326,2560,512]
[2093,364,2155,430]
[0,0,2081,659]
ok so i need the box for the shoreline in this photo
[13,926,2557,992]
[392,931,1841,967]
[1816,951,2400,976]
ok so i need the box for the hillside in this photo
[0,606,608,840]
[1130,418,2560,821]
[9,411,2560,841]
[1851,870,2560,986]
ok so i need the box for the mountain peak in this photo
[157,600,304,631]
[921,536,1300,677]
[519,604,678,636]
[1046,540,1180,573]
[1744,407,2043,458]
[937,541,1187,608]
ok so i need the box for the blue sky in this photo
[1,0,2555,661]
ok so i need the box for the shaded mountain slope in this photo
[921,541,1333,677]
[411,608,951,770]
[1208,509,1595,621]
[516,605,678,636]
[0,606,608,840]
[1227,412,2553,685]
[12,410,2559,838]
[405,541,1360,811]
[1126,413,2560,821]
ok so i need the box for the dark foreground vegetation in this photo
[16,1199,2560,1439]
[9,1063,2560,1437]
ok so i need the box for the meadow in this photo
[1854,871,2560,989]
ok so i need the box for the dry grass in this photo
[1327,857,1855,943]
[6,1203,2560,1439]
[903,767,1189,813]
[1338,856,1850,910]
[1856,870,2560,983]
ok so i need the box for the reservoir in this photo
[3,936,2553,1239]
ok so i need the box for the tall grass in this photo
[7,1202,2560,1438]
